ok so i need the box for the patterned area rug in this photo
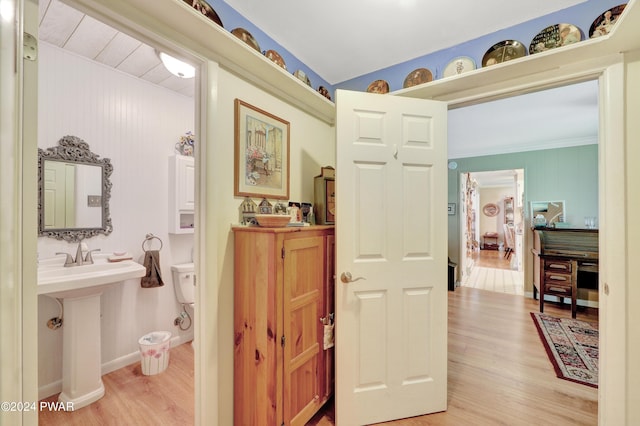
[531,312,598,387]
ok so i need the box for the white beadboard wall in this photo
[37,42,195,398]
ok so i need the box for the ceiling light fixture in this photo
[1,0,15,22]
[158,51,195,79]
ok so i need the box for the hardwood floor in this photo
[39,343,194,426]
[310,287,598,426]
[460,249,524,295]
[40,288,598,426]
[473,248,512,269]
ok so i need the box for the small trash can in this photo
[138,331,172,376]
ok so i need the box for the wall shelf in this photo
[71,0,639,124]
[69,0,336,124]
[394,0,640,105]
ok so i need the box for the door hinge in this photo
[23,33,37,61]
[281,335,285,347]
[281,247,285,259]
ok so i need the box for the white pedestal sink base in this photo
[38,255,146,409]
[59,293,105,409]
[58,383,105,409]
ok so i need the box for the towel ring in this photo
[142,233,163,252]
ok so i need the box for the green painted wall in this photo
[447,144,599,266]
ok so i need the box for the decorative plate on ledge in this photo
[367,79,390,94]
[294,70,312,86]
[403,68,433,88]
[182,0,223,27]
[231,28,261,52]
[529,24,582,54]
[442,56,476,77]
[482,40,526,67]
[589,4,626,38]
[265,50,287,70]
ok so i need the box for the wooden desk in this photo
[531,228,598,318]
[483,232,499,250]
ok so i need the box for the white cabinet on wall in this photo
[169,155,195,234]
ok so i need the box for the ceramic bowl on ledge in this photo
[255,214,291,228]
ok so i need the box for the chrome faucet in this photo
[56,242,100,267]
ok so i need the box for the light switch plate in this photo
[87,195,102,207]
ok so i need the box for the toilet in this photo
[171,263,195,330]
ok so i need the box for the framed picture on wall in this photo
[234,99,290,200]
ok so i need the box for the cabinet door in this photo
[177,155,195,210]
[233,231,279,426]
[282,235,323,426]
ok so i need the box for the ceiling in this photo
[38,0,195,97]
[223,0,587,85]
[38,0,599,159]
[448,80,598,159]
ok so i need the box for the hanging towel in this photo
[141,250,164,288]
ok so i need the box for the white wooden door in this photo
[43,161,75,228]
[335,89,448,425]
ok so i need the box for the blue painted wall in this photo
[209,0,626,98]
[333,0,627,92]
[203,0,332,94]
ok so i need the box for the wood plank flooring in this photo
[39,343,194,426]
[311,287,598,426]
[461,249,524,295]
[40,288,598,426]
[473,248,513,269]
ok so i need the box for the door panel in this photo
[336,89,447,425]
[283,236,322,426]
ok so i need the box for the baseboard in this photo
[38,380,62,401]
[38,333,193,400]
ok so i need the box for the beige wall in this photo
[478,186,513,243]
[212,67,336,424]
[625,48,640,425]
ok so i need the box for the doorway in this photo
[459,169,524,295]
[35,0,199,418]
[12,2,627,423]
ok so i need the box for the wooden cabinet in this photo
[233,226,334,426]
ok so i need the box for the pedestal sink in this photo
[38,254,145,408]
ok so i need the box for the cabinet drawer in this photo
[544,271,572,284]
[544,282,573,296]
[544,259,572,273]
[544,271,573,296]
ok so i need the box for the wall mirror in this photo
[530,200,565,226]
[38,135,113,241]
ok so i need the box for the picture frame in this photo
[234,99,290,200]
[314,166,335,224]
[448,203,456,215]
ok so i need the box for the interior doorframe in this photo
[436,62,624,425]
[458,169,524,286]
[17,0,218,424]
